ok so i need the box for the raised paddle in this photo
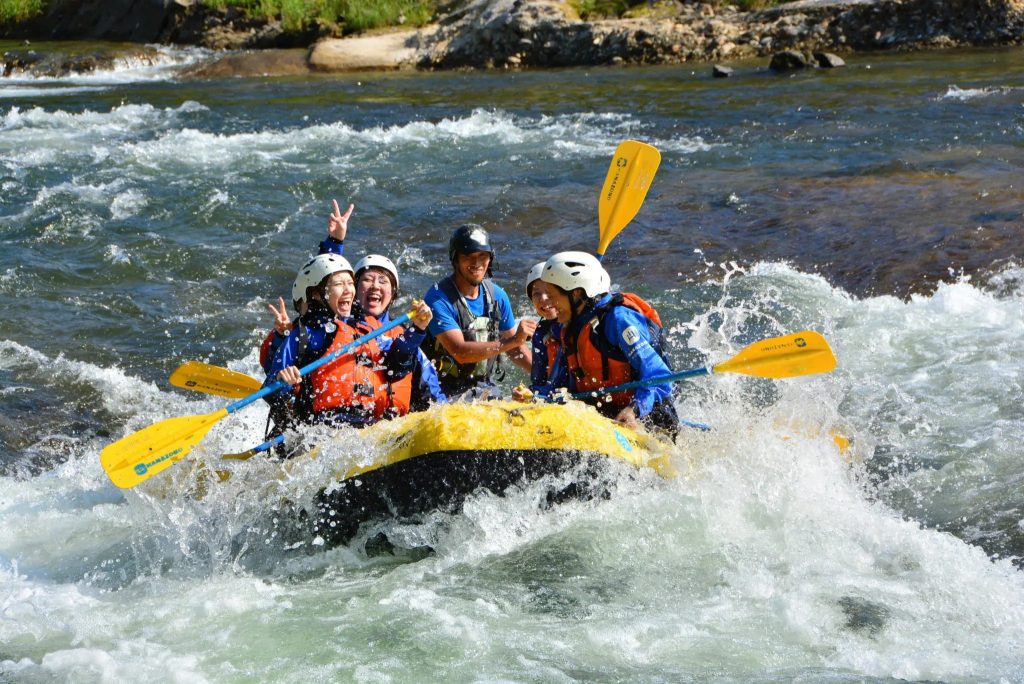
[169,361,263,399]
[100,307,421,489]
[570,330,836,401]
[596,140,661,261]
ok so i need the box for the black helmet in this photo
[448,224,494,264]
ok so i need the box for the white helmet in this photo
[291,253,354,310]
[525,261,546,297]
[354,254,400,294]
[541,251,610,298]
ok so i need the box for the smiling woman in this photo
[355,254,400,319]
[324,269,355,318]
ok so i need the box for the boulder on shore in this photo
[307,30,421,71]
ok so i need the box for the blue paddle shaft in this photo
[250,434,285,455]
[225,313,412,414]
[570,365,711,400]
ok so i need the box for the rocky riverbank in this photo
[3,0,1023,77]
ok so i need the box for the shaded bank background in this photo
[3,0,1024,70]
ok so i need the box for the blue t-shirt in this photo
[423,278,517,340]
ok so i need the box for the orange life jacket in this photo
[562,293,664,415]
[310,317,392,419]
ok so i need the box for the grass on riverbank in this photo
[0,0,786,33]
[0,0,43,24]
[201,0,437,32]
[0,0,437,32]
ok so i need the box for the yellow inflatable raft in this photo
[301,400,678,546]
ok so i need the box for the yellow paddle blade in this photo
[597,140,661,256]
[100,408,228,489]
[169,361,263,399]
[712,331,836,379]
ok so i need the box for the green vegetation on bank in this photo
[0,0,43,24]
[0,0,786,32]
[0,0,437,32]
[200,0,437,32]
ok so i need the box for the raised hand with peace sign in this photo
[327,199,354,242]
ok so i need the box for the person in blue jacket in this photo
[421,224,535,399]
[261,252,354,441]
[540,251,679,434]
[260,199,356,371]
[313,200,447,410]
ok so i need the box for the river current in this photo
[1,44,1023,681]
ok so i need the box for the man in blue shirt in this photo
[422,224,534,398]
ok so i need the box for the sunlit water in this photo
[1,45,1022,682]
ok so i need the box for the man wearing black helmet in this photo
[422,224,535,398]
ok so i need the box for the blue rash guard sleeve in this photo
[529,326,549,389]
[261,330,287,374]
[531,350,568,397]
[529,320,563,391]
[318,237,344,255]
[600,306,674,418]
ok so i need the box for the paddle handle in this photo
[225,312,412,414]
[570,366,710,400]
